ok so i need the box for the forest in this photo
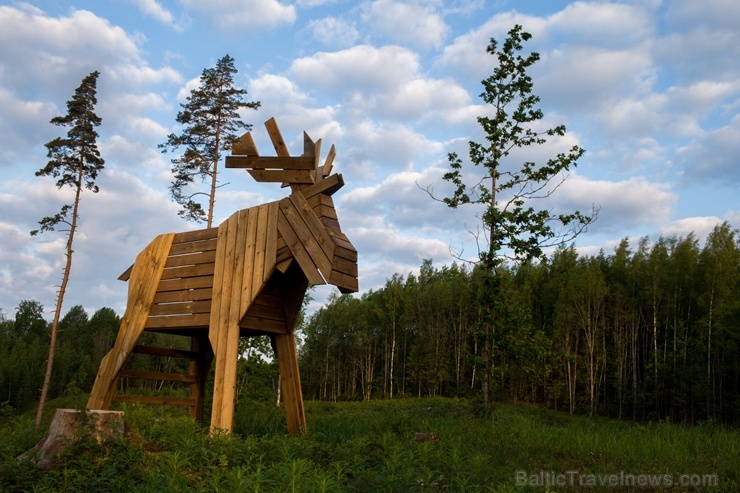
[1,221,737,426]
[299,222,740,425]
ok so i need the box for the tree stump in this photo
[19,409,125,469]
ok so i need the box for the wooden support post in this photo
[274,332,306,435]
[189,335,212,422]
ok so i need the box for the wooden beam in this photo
[231,131,258,156]
[153,287,212,304]
[164,250,216,268]
[113,395,196,407]
[145,313,211,329]
[149,300,212,316]
[322,144,336,177]
[247,169,315,184]
[265,117,290,157]
[274,333,306,435]
[301,173,344,199]
[226,155,316,170]
[132,345,199,360]
[119,369,197,384]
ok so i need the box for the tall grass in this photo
[0,396,736,492]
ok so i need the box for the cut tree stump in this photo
[19,408,125,469]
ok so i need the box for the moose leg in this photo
[189,334,213,422]
[87,233,175,410]
[274,332,306,435]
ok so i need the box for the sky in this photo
[0,0,738,320]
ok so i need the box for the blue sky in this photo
[0,0,738,319]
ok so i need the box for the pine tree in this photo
[160,54,260,228]
[32,71,104,428]
[428,25,597,413]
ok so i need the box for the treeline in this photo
[0,302,279,415]
[299,222,740,424]
[0,303,120,412]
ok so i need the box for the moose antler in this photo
[226,117,338,193]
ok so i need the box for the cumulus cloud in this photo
[128,0,185,30]
[361,0,449,49]
[307,16,359,48]
[181,0,296,29]
[676,114,740,185]
[557,174,677,234]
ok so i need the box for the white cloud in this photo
[291,45,420,93]
[128,0,185,30]
[659,216,726,240]
[676,114,740,185]
[307,16,359,48]
[557,174,677,234]
[361,0,449,49]
[181,0,296,29]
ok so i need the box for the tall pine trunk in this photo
[35,161,83,429]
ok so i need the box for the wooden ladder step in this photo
[119,369,197,384]
[112,395,197,407]
[132,345,199,360]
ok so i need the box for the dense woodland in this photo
[1,222,738,425]
[300,222,740,425]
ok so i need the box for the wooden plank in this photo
[274,333,306,435]
[251,204,271,307]
[301,173,344,199]
[330,270,359,293]
[275,258,292,273]
[245,302,285,322]
[282,262,309,332]
[208,217,230,356]
[277,208,326,285]
[240,315,287,334]
[210,211,240,433]
[263,202,278,282]
[265,117,290,157]
[226,155,315,170]
[303,132,321,182]
[222,210,248,433]
[119,369,197,384]
[288,192,335,268]
[238,207,257,316]
[232,131,258,156]
[169,238,217,256]
[149,300,211,316]
[113,395,196,407]
[132,345,198,360]
[157,276,214,292]
[165,250,216,268]
[173,228,218,243]
[332,255,358,277]
[153,288,212,303]
[248,169,315,184]
[160,263,215,280]
[145,313,211,329]
[118,264,133,281]
[321,217,342,234]
[322,143,336,177]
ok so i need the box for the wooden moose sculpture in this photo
[87,118,358,435]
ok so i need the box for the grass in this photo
[0,396,737,492]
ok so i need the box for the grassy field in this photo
[1,396,737,492]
